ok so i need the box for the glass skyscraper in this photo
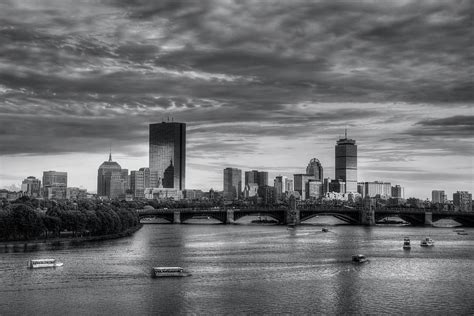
[335,131,357,193]
[149,122,186,190]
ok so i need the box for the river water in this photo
[1,221,474,315]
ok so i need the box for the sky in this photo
[0,0,472,199]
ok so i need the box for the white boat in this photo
[352,254,369,263]
[420,237,434,247]
[151,267,191,278]
[27,259,63,269]
[403,237,411,250]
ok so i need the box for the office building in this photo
[359,181,391,198]
[97,153,127,199]
[149,122,186,190]
[306,158,323,181]
[66,187,87,200]
[243,183,259,199]
[245,170,268,187]
[308,180,323,199]
[43,171,67,199]
[294,174,315,200]
[330,179,346,194]
[21,176,42,198]
[285,178,294,192]
[453,191,472,212]
[432,190,447,203]
[223,168,242,200]
[391,185,405,198]
[130,168,150,199]
[257,185,277,205]
[335,131,357,192]
[274,176,287,201]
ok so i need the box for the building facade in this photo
[453,191,472,212]
[391,185,405,198]
[274,176,287,201]
[97,154,126,199]
[149,122,186,190]
[223,168,242,200]
[306,158,323,181]
[293,174,315,200]
[358,181,391,198]
[42,171,67,199]
[130,167,150,199]
[335,131,357,192]
[432,190,447,203]
[21,176,42,198]
[245,170,268,187]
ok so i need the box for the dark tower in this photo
[335,130,357,192]
[149,122,186,190]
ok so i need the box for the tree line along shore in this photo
[0,197,143,242]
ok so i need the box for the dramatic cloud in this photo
[0,0,472,198]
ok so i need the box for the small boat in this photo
[403,237,411,250]
[322,227,329,232]
[457,232,468,235]
[27,259,63,269]
[151,267,191,278]
[352,254,369,263]
[420,237,434,247]
[453,228,465,232]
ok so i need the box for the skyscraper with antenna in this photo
[335,129,357,193]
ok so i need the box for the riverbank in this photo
[0,224,143,248]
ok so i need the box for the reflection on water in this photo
[1,224,474,315]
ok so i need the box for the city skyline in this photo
[0,1,472,199]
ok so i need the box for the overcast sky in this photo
[0,0,472,199]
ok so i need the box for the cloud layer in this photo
[0,0,472,198]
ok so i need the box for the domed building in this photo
[306,158,323,181]
[97,153,127,199]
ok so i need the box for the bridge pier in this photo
[173,211,181,224]
[285,209,300,225]
[361,198,375,226]
[424,212,433,226]
[226,210,234,224]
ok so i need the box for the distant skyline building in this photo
[43,170,67,199]
[391,185,405,198]
[97,153,127,199]
[149,122,186,190]
[21,176,41,198]
[294,174,315,200]
[130,167,150,199]
[335,130,357,192]
[274,176,287,201]
[432,190,447,203]
[245,170,268,187]
[358,181,391,198]
[453,191,472,212]
[223,168,242,200]
[306,158,323,181]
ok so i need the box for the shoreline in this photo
[0,224,143,247]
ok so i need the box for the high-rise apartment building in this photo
[223,168,242,200]
[432,190,447,203]
[245,170,268,187]
[149,122,186,190]
[359,181,391,198]
[453,191,472,212]
[21,176,42,198]
[43,171,67,199]
[97,153,127,199]
[306,158,323,181]
[335,131,357,192]
[391,185,405,198]
[130,167,150,199]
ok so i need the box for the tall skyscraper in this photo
[245,170,268,187]
[21,176,42,197]
[223,168,242,200]
[335,130,357,192]
[43,171,67,199]
[432,190,447,203]
[306,158,323,181]
[391,185,405,198]
[97,153,126,199]
[149,122,186,190]
[274,176,287,201]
